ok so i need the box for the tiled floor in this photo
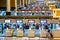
[0,37,60,40]
[0,29,40,37]
[0,37,46,40]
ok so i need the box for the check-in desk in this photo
[52,30,60,40]
[52,30,60,38]
[40,38,47,40]
[16,29,23,37]
[40,30,46,38]
[28,29,35,40]
[16,29,23,40]
[6,28,12,36]
[53,38,60,40]
[40,30,46,40]
[6,28,12,40]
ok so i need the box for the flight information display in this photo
[40,19,47,24]
[17,19,22,23]
[5,20,10,23]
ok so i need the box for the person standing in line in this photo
[46,29,53,40]
[22,23,26,33]
[36,23,39,30]
[25,23,29,29]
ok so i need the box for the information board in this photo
[53,9,60,18]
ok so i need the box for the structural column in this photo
[30,0,32,3]
[30,0,34,3]
[6,0,11,16]
[34,0,36,2]
[23,0,24,7]
[28,0,30,4]
[20,0,22,7]
[15,0,17,11]
[26,0,28,5]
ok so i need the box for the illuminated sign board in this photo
[53,9,60,18]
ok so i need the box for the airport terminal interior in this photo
[0,0,60,40]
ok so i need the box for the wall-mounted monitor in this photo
[5,19,10,23]
[40,19,47,24]
[17,19,22,23]
[28,19,35,23]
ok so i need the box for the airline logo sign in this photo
[28,20,35,23]
[53,9,60,18]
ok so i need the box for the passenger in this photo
[25,23,29,29]
[11,28,14,36]
[23,23,29,33]
[46,29,53,40]
[16,25,19,29]
[22,23,25,33]
[24,4,27,7]
[6,24,10,29]
[56,2,60,8]
[39,25,42,30]
[44,24,49,30]
[36,24,39,29]
[31,24,36,29]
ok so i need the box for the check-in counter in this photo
[6,37,12,40]
[51,19,59,24]
[53,38,60,40]
[40,38,46,40]
[40,30,46,38]
[12,37,16,40]
[6,28,12,36]
[16,29,23,37]
[6,28,12,40]
[22,37,29,40]
[29,38,35,40]
[16,37,23,40]
[52,30,60,38]
[28,29,35,38]
[47,19,52,24]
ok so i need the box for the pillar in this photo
[58,18,60,29]
[28,0,30,4]
[30,0,32,3]
[15,0,17,11]
[23,0,24,7]
[6,0,11,16]
[20,0,22,7]
[26,0,28,5]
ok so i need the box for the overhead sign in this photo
[40,19,47,24]
[28,19,35,23]
[53,9,60,18]
[17,19,22,23]
[5,19,10,23]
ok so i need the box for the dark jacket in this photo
[45,25,49,30]
[36,25,39,29]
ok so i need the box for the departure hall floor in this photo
[0,0,60,40]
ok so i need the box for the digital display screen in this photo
[5,20,10,23]
[28,20,35,23]
[40,19,46,24]
[17,19,22,23]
